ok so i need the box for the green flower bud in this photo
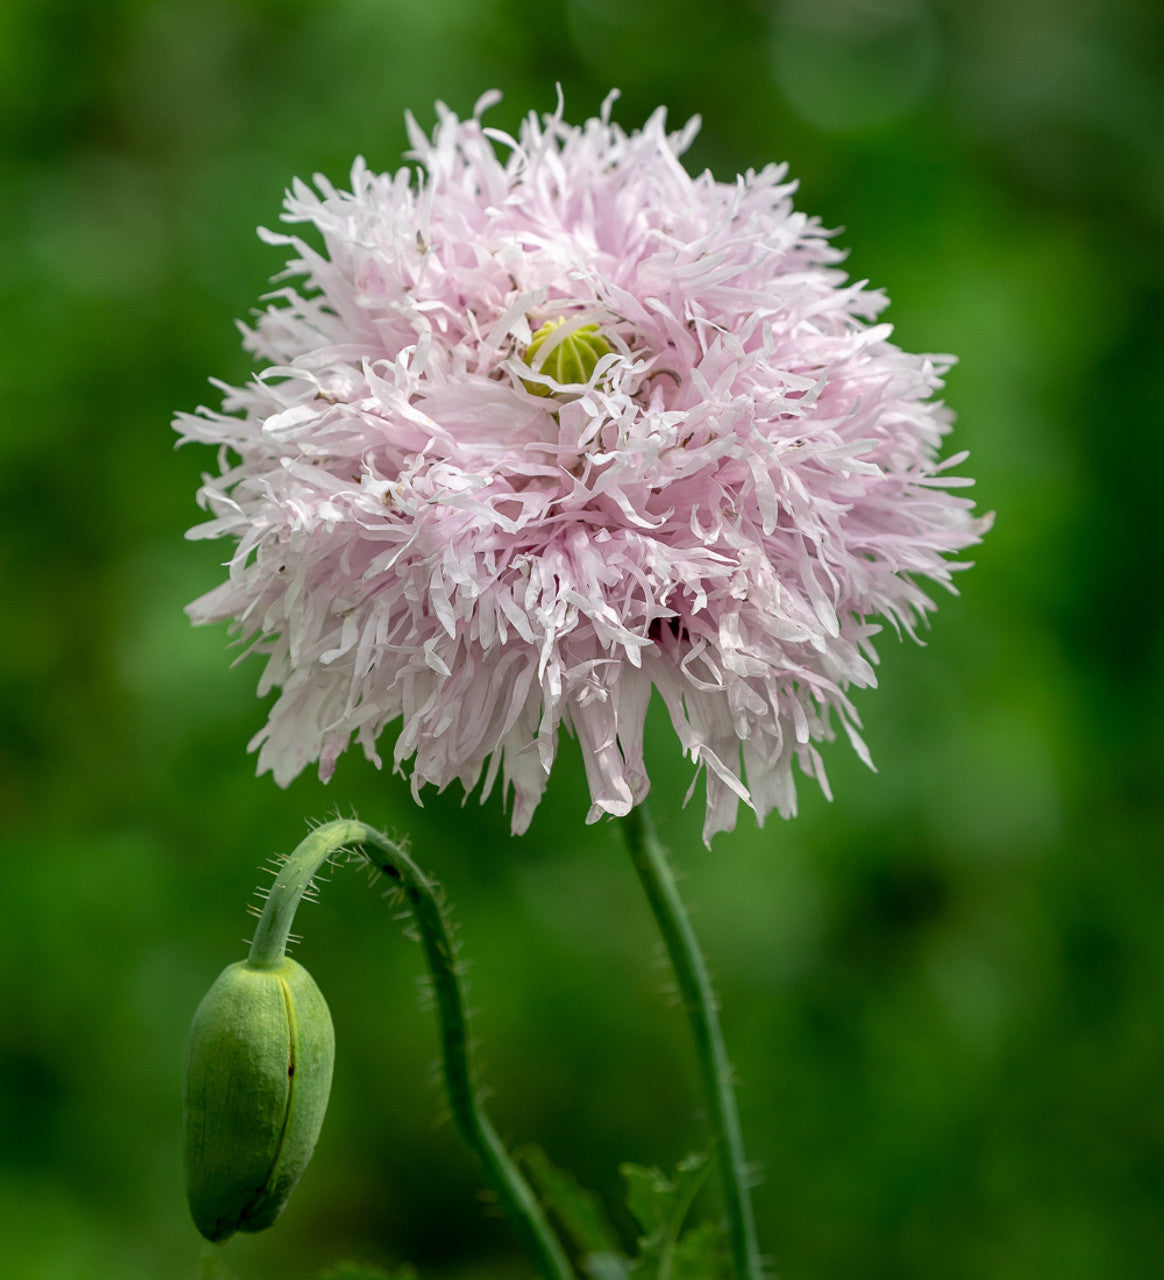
[522,318,612,396]
[183,958,335,1243]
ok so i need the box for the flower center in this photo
[522,318,612,397]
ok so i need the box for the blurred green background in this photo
[2,1,1162,1277]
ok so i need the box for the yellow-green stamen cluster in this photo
[522,318,612,397]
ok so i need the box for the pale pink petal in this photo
[178,95,991,845]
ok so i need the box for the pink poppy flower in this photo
[178,92,990,843]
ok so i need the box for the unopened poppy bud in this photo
[183,958,335,1242]
[522,317,612,396]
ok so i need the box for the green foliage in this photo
[521,1147,729,1280]
[621,1154,727,1280]
[519,1145,626,1261]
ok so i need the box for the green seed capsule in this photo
[183,958,335,1242]
[522,318,612,396]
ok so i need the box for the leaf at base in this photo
[670,1219,728,1280]
[519,1144,628,1260]
[621,1151,728,1280]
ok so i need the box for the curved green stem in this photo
[250,820,575,1280]
[619,805,763,1280]
[247,821,354,969]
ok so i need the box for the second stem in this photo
[619,804,763,1280]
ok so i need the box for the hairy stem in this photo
[250,820,575,1280]
[619,805,763,1280]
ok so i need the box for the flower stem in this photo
[619,805,763,1280]
[251,820,575,1280]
